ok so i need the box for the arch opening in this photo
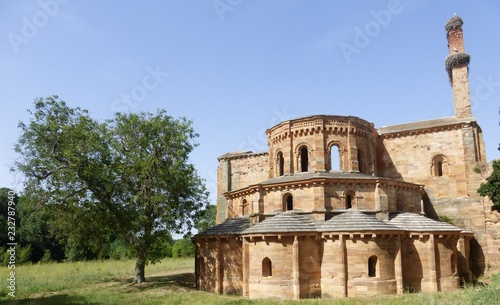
[300,146,309,172]
[262,257,272,277]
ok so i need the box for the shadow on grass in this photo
[121,272,196,293]
[0,294,99,305]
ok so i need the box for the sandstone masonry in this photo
[193,15,498,300]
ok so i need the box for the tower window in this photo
[347,195,352,209]
[262,257,272,277]
[357,149,363,173]
[432,155,448,177]
[283,194,293,211]
[300,146,309,172]
[241,199,248,216]
[345,190,355,209]
[277,152,284,176]
[396,194,404,211]
[330,144,340,171]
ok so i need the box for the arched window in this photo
[283,193,293,211]
[396,194,404,211]
[437,161,443,176]
[432,154,448,177]
[300,146,309,172]
[330,145,340,171]
[241,199,248,216]
[357,149,363,173]
[262,257,272,277]
[345,190,355,209]
[368,256,378,277]
[277,151,284,176]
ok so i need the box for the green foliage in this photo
[195,204,216,233]
[109,238,135,260]
[0,188,19,247]
[171,238,195,258]
[1,244,32,265]
[13,96,209,281]
[438,215,455,225]
[477,160,500,206]
[17,193,66,262]
[40,249,53,263]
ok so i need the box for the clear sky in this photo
[1,1,499,204]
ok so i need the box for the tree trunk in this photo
[134,254,146,283]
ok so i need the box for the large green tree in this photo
[194,204,216,233]
[478,160,500,206]
[14,96,209,282]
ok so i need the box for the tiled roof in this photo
[377,117,476,135]
[195,217,251,236]
[320,210,401,232]
[243,212,318,234]
[258,171,378,185]
[388,213,463,232]
[196,211,465,237]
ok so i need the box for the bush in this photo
[40,249,52,263]
[109,238,134,260]
[1,245,32,266]
[171,238,194,258]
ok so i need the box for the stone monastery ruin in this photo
[193,16,500,299]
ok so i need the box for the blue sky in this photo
[1,1,499,204]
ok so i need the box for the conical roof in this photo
[243,212,318,234]
[321,210,401,232]
[195,216,251,236]
[389,213,462,232]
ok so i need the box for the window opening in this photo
[368,256,378,277]
[278,152,284,176]
[286,195,293,211]
[331,145,340,171]
[300,147,309,172]
[262,257,272,277]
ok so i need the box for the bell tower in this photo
[445,15,472,119]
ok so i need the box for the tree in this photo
[14,96,209,282]
[194,204,216,233]
[171,237,195,258]
[0,188,18,247]
[18,194,65,262]
[478,160,500,206]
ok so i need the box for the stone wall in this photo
[266,115,377,176]
[217,152,268,223]
[247,236,295,299]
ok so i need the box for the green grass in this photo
[0,258,498,305]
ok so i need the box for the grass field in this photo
[0,258,499,305]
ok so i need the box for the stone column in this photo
[215,237,223,294]
[242,238,249,297]
[395,235,404,294]
[293,235,300,299]
[340,235,348,297]
[458,235,473,281]
[428,235,439,292]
